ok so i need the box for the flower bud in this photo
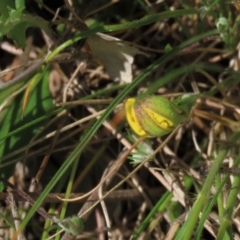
[124,95,196,138]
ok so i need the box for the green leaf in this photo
[0,0,15,18]
[0,70,53,191]
[15,0,25,9]
[165,43,173,51]
[173,92,200,113]
[0,6,50,48]
[56,216,84,236]
[8,21,33,48]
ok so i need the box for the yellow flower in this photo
[124,94,197,138]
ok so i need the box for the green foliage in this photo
[200,0,240,50]
[175,132,240,240]
[0,0,50,48]
[173,92,200,114]
[0,70,54,191]
[55,216,84,236]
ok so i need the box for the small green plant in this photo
[0,0,50,48]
